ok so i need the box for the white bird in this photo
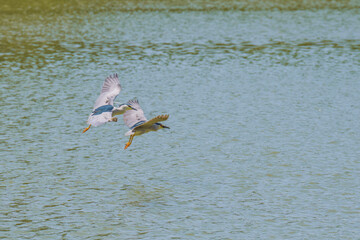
[123,99,169,149]
[83,73,135,133]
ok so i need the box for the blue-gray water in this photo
[1,2,360,239]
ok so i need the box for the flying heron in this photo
[123,99,169,149]
[83,73,135,133]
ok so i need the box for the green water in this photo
[1,1,360,239]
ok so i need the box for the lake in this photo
[1,1,360,239]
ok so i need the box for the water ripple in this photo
[1,7,360,240]
[1,40,359,69]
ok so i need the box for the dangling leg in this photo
[124,134,135,150]
[82,124,91,133]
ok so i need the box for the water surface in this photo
[1,1,360,239]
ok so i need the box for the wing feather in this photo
[123,99,147,129]
[93,73,121,110]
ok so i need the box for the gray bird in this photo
[83,73,135,133]
[123,99,170,149]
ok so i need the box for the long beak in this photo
[162,125,170,129]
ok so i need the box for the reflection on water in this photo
[1,2,360,239]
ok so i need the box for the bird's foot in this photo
[124,142,131,150]
[111,117,118,122]
[82,124,91,133]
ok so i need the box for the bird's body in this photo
[83,73,134,133]
[123,99,169,149]
[125,122,164,136]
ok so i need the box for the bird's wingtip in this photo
[127,97,139,104]
[107,73,118,79]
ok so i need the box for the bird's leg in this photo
[111,117,118,122]
[124,134,135,150]
[82,124,91,133]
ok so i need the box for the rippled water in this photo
[1,2,360,239]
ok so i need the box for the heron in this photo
[83,73,135,133]
[123,99,170,149]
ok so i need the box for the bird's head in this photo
[158,123,170,129]
[119,104,136,111]
[126,104,137,111]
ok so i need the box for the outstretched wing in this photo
[93,73,121,110]
[123,99,147,129]
[135,114,169,129]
